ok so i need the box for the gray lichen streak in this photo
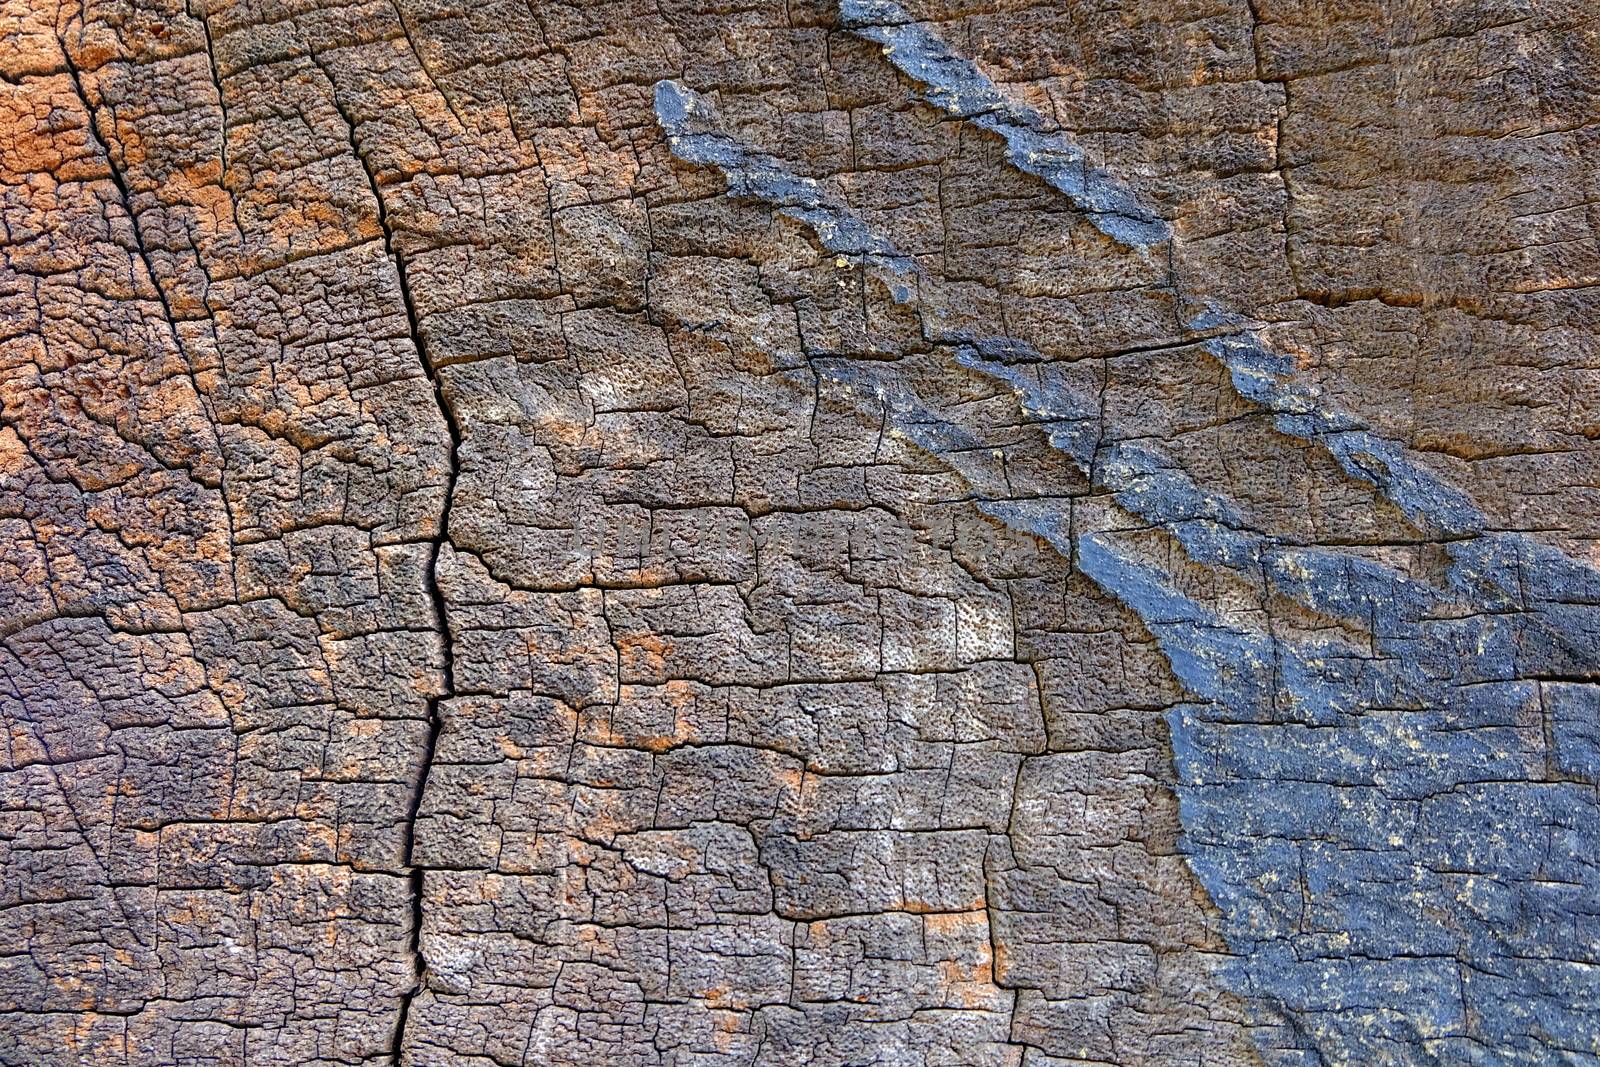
[654,80,913,271]
[656,61,1600,1066]
[838,0,1172,250]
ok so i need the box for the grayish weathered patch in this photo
[656,67,1600,1066]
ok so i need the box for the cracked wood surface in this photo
[1,0,1597,1065]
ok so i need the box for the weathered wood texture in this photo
[1,0,1597,1064]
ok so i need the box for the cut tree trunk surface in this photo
[1,1,1596,1064]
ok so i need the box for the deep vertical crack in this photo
[308,48,461,1066]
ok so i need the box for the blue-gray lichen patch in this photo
[654,45,1600,1063]
[839,0,1172,250]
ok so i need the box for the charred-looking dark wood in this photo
[1,2,1596,1066]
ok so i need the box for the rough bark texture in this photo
[1,0,1597,1064]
